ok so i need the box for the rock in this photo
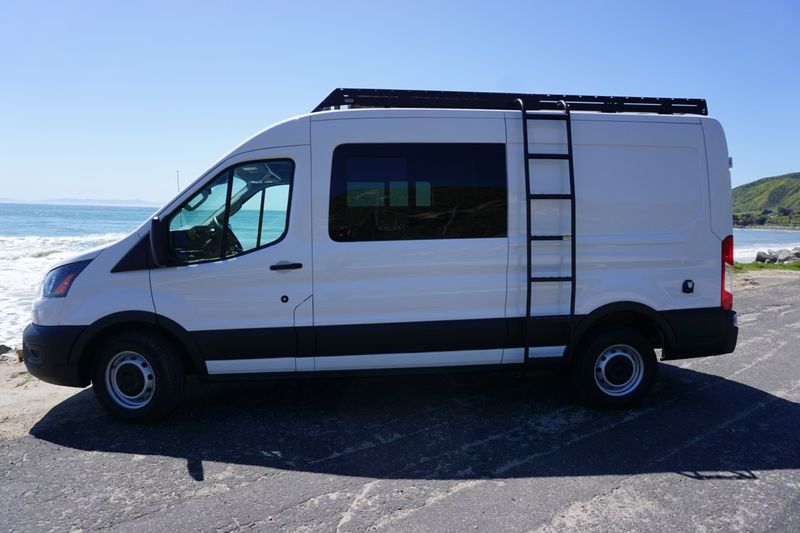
[793,247,800,258]
[777,249,794,262]
[758,250,779,263]
[0,344,11,354]
[784,257,800,265]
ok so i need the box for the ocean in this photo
[0,203,155,348]
[1,202,799,348]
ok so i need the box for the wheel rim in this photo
[593,343,644,397]
[105,351,155,409]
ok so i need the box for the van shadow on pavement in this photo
[30,364,800,482]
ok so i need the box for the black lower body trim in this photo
[193,327,297,360]
[199,316,576,361]
[23,306,738,386]
[197,307,738,363]
[315,318,508,356]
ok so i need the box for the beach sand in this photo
[0,354,79,439]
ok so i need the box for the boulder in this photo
[793,247,800,258]
[777,249,794,263]
[0,344,11,354]
[759,250,779,263]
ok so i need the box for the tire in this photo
[571,327,657,409]
[91,330,184,422]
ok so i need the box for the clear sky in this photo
[1,0,798,204]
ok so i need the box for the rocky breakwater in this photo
[755,247,800,264]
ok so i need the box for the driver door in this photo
[150,146,312,375]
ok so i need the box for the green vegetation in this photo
[732,172,800,228]
[734,261,800,273]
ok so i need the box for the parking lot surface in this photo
[2,272,799,532]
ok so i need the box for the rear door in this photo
[310,114,509,371]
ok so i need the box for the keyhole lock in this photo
[281,295,289,303]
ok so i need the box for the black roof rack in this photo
[312,88,707,115]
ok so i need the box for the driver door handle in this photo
[270,262,303,271]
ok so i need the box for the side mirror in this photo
[149,216,169,267]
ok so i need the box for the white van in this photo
[23,89,738,421]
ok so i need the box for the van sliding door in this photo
[310,116,510,371]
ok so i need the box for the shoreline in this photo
[734,225,800,231]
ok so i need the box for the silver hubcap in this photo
[593,344,644,397]
[105,351,155,409]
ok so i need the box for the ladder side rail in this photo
[560,101,578,343]
[516,99,533,365]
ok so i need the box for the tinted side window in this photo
[329,144,507,241]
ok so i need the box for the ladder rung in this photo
[530,276,573,283]
[524,113,568,121]
[531,235,572,241]
[528,153,570,160]
[530,193,572,200]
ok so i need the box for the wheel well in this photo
[78,322,199,383]
[577,311,666,351]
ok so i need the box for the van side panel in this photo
[505,116,720,362]
[701,118,734,240]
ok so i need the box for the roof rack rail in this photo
[312,88,707,115]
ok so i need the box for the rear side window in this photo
[329,144,507,241]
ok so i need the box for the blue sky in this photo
[0,0,798,203]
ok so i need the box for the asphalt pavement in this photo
[2,273,799,532]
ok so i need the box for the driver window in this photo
[168,159,294,264]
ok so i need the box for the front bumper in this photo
[661,308,739,360]
[23,323,88,387]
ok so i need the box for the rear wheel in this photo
[571,327,657,409]
[92,331,184,422]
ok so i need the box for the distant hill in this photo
[732,172,800,213]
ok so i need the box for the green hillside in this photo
[732,172,800,213]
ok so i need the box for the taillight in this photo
[722,235,733,310]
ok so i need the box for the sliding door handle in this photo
[270,262,303,271]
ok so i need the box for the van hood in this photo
[46,244,108,272]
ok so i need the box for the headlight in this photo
[41,260,92,298]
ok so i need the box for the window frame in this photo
[328,143,508,243]
[165,158,295,266]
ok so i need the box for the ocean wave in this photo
[31,250,60,258]
[0,233,127,346]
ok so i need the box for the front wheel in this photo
[571,327,657,409]
[92,331,184,422]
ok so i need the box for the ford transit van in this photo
[23,89,738,421]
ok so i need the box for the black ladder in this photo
[517,99,577,365]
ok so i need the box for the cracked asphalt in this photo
[2,272,799,532]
